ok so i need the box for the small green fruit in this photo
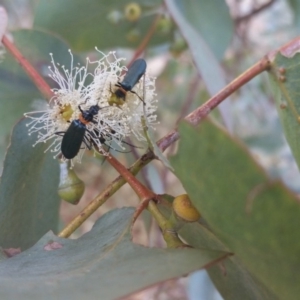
[58,162,85,205]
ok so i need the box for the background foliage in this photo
[0,0,300,299]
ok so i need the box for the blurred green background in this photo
[1,0,300,299]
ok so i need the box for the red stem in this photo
[2,35,53,100]
[157,55,271,152]
[107,154,156,201]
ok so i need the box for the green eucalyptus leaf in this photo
[165,0,233,131]
[268,41,300,171]
[172,0,233,60]
[288,0,300,28]
[58,161,85,205]
[0,118,60,250]
[180,223,277,300]
[33,0,173,51]
[170,121,300,300]
[0,207,229,299]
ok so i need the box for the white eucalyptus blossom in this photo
[25,50,91,161]
[88,50,158,141]
[25,49,158,164]
[86,50,132,139]
[25,51,128,164]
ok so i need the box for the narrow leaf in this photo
[268,37,300,171]
[0,118,60,250]
[165,0,234,131]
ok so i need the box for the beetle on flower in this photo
[24,49,158,164]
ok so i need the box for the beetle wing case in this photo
[61,120,86,159]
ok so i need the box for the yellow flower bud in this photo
[172,194,200,222]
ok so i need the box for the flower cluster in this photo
[25,50,158,164]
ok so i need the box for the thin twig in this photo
[103,154,161,229]
[235,0,276,25]
[107,153,156,201]
[184,56,271,126]
[128,140,153,188]
[158,55,271,152]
